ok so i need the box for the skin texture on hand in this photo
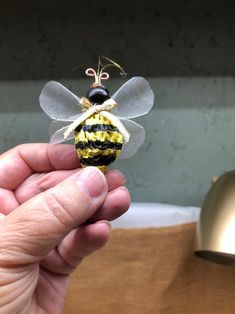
[0,144,130,314]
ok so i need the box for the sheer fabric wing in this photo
[112,77,154,119]
[49,120,75,144]
[40,81,82,121]
[119,119,145,159]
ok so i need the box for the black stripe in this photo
[80,154,117,166]
[75,124,119,133]
[75,140,122,150]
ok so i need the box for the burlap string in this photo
[64,223,235,314]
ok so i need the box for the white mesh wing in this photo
[49,120,75,144]
[112,77,154,119]
[119,119,145,159]
[40,81,82,120]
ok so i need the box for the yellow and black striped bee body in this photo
[74,85,123,172]
[74,113,123,172]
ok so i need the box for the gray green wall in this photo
[0,1,235,206]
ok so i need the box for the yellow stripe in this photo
[97,165,108,172]
[83,113,112,125]
[75,130,123,143]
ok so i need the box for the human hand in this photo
[0,144,130,314]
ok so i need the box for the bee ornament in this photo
[40,57,154,171]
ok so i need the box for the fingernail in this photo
[97,220,111,227]
[75,167,106,198]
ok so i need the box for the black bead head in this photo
[86,86,110,105]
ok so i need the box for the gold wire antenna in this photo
[85,56,127,87]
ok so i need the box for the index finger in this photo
[0,143,80,190]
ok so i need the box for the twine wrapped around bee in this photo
[64,93,130,143]
[40,56,154,172]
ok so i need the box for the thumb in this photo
[0,167,108,265]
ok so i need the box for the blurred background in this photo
[0,0,235,206]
